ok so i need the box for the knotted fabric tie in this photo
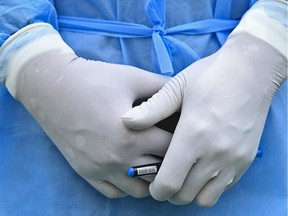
[58,0,256,76]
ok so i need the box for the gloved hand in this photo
[0,23,172,198]
[122,32,287,206]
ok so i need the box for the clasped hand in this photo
[3,24,286,206]
[122,34,286,206]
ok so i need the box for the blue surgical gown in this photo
[0,0,287,215]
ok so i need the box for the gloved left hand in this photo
[122,32,287,206]
[0,23,172,199]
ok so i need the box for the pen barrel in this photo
[128,162,162,177]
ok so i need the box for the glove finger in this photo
[167,159,215,205]
[133,126,172,156]
[194,171,236,208]
[225,174,242,190]
[149,122,199,201]
[109,175,151,198]
[122,74,185,130]
[88,179,128,198]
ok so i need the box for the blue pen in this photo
[128,148,262,177]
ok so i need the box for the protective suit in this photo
[0,0,287,215]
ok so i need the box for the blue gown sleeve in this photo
[0,0,58,46]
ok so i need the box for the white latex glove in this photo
[122,1,287,206]
[0,23,172,198]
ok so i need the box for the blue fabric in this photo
[57,14,239,76]
[0,0,58,46]
[55,0,252,74]
[0,0,287,215]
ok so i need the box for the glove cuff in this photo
[0,23,75,97]
[230,0,287,59]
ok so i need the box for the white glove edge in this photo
[0,23,75,98]
[230,0,287,59]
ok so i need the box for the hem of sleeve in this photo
[229,0,287,59]
[0,23,52,53]
[0,23,74,97]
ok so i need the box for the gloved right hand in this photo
[121,0,287,206]
[0,23,172,198]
